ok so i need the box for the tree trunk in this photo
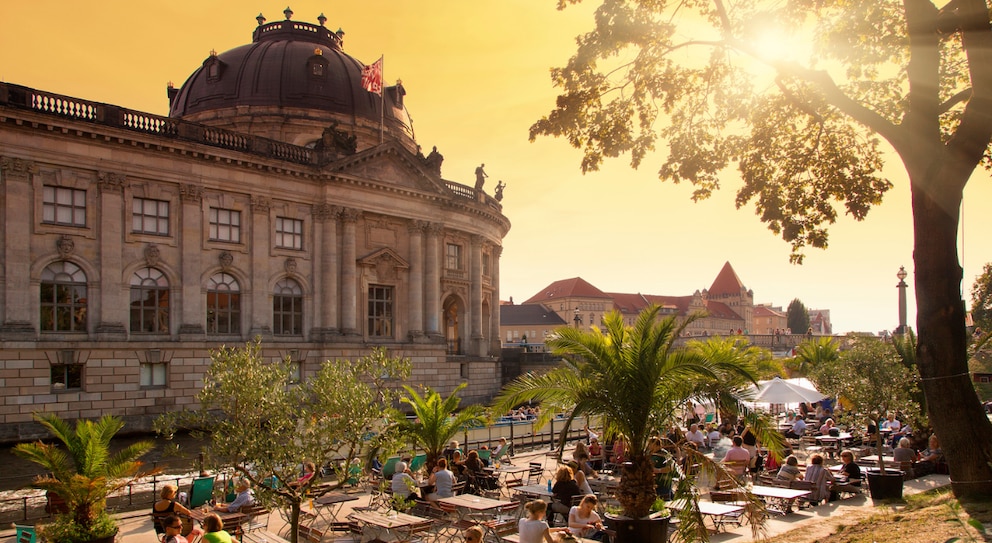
[911,178,992,500]
[289,502,301,543]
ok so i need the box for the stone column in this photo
[178,183,205,338]
[340,208,361,336]
[424,222,443,338]
[248,195,271,339]
[312,203,340,340]
[0,157,36,337]
[93,171,128,338]
[470,235,484,354]
[407,220,426,339]
[491,245,502,353]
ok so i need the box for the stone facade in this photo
[0,15,508,442]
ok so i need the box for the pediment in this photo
[329,142,448,194]
[358,247,409,283]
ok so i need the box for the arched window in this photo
[40,261,87,332]
[273,278,303,336]
[206,272,240,335]
[130,267,169,333]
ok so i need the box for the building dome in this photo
[168,9,412,149]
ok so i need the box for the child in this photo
[518,500,567,543]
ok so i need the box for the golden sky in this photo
[3,0,990,333]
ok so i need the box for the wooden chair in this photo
[241,505,271,533]
[709,492,746,531]
[451,480,467,495]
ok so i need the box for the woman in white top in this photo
[518,500,565,543]
[568,494,606,540]
[425,458,454,502]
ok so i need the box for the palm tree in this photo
[494,305,778,540]
[13,414,155,543]
[394,383,486,470]
[791,336,839,376]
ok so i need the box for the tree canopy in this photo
[786,298,810,334]
[971,262,992,333]
[533,0,992,499]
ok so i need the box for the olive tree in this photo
[532,0,992,499]
[156,340,410,543]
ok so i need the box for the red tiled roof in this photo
[754,305,784,318]
[709,261,745,296]
[523,277,611,304]
[609,292,650,314]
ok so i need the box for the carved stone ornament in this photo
[179,183,203,203]
[56,235,75,258]
[0,156,38,175]
[219,251,234,270]
[376,255,396,281]
[144,244,161,267]
[285,257,298,274]
[312,203,340,222]
[340,207,362,223]
[250,195,271,213]
[408,220,428,234]
[96,171,127,193]
[427,222,445,237]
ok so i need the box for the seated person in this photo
[215,479,253,513]
[568,494,606,540]
[152,484,194,536]
[706,424,722,448]
[914,434,944,476]
[550,465,582,524]
[819,418,836,436]
[425,458,455,502]
[202,513,233,543]
[390,461,418,500]
[686,424,707,449]
[493,437,511,461]
[588,437,604,470]
[833,450,863,494]
[893,437,919,463]
[289,461,317,488]
[464,450,485,474]
[567,460,594,495]
[450,450,466,477]
[775,455,803,482]
[721,436,751,477]
[803,454,836,504]
[161,514,198,543]
[442,440,462,461]
[785,417,807,439]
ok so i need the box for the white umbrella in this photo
[749,377,825,404]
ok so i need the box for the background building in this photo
[0,12,508,441]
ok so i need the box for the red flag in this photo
[361,57,383,95]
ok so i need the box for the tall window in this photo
[209,207,241,242]
[482,253,491,276]
[445,243,462,270]
[130,267,169,333]
[367,285,393,337]
[132,198,170,235]
[40,261,87,332]
[275,217,303,250]
[206,272,240,334]
[42,186,86,227]
[273,278,303,335]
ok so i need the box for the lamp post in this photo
[574,307,581,329]
[896,265,908,335]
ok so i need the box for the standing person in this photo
[518,500,566,543]
[201,513,233,543]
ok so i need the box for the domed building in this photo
[0,10,509,441]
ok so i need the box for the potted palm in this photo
[494,306,777,542]
[807,335,921,500]
[13,413,156,543]
[393,383,486,471]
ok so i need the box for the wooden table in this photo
[307,492,360,528]
[242,530,290,543]
[188,508,247,526]
[669,499,744,532]
[859,455,896,465]
[347,510,429,543]
[746,485,811,514]
[511,484,553,500]
[439,493,516,523]
[503,535,598,543]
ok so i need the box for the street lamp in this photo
[896,265,908,335]
[574,307,581,329]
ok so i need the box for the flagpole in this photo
[379,55,385,144]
